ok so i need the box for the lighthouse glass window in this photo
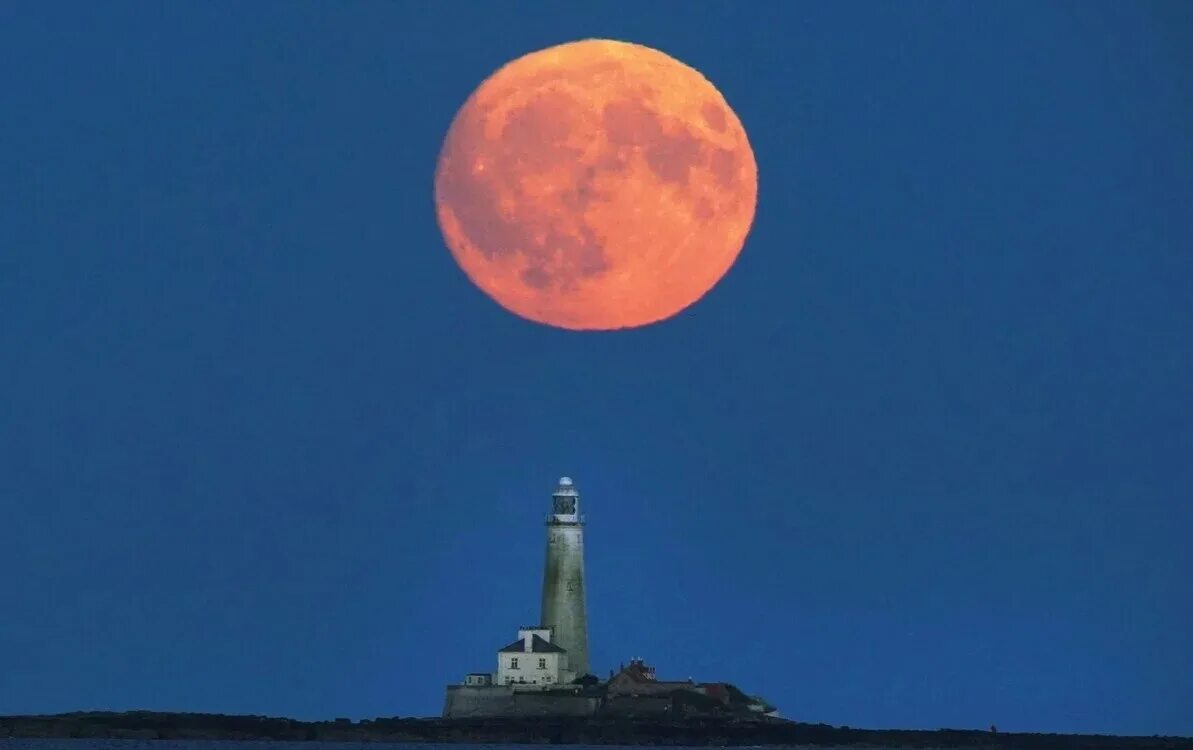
[554,497,576,515]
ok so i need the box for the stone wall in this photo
[443,685,599,719]
[444,686,515,718]
[602,695,674,717]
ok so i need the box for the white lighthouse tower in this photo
[540,476,590,678]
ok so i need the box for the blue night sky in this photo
[2,0,1191,737]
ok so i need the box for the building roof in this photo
[619,660,660,682]
[608,659,695,689]
[498,634,566,654]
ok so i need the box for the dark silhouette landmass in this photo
[2,711,1192,748]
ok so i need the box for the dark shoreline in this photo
[2,711,1192,748]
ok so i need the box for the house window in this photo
[510,658,519,669]
[538,658,547,670]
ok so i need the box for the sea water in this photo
[0,741,922,750]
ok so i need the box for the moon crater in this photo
[435,39,757,329]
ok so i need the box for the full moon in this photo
[434,39,758,330]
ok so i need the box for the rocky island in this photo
[11,481,1184,749]
[3,710,1193,748]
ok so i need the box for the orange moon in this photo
[434,39,758,330]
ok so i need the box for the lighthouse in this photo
[540,476,590,677]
